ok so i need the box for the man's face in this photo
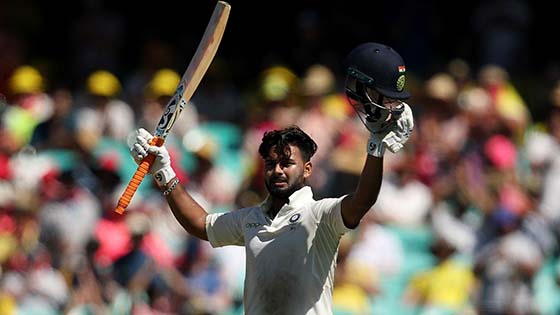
[364,87,403,112]
[263,144,312,198]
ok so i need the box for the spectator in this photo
[3,65,53,149]
[404,220,475,315]
[30,87,79,151]
[75,70,134,150]
[474,206,543,315]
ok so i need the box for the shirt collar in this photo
[259,186,315,213]
[288,185,314,206]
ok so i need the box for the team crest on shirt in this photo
[289,213,301,223]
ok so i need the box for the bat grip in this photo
[115,137,164,214]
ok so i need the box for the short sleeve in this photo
[314,196,352,235]
[205,210,245,247]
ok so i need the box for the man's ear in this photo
[304,161,312,179]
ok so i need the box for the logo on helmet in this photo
[396,75,406,92]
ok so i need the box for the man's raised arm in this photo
[130,128,209,240]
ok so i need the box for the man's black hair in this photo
[258,125,318,162]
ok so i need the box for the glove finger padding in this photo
[137,128,154,142]
[382,131,404,153]
[132,143,148,164]
[130,128,153,164]
[128,128,176,186]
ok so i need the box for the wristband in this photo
[162,178,180,196]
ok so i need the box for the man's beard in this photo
[265,175,304,199]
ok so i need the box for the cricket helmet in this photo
[343,42,410,102]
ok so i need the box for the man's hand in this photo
[365,103,414,157]
[383,103,414,153]
[130,128,176,186]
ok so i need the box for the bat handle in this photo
[115,137,164,214]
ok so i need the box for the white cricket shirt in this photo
[205,186,351,315]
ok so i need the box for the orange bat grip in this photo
[115,137,164,214]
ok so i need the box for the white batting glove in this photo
[382,103,414,154]
[365,105,394,157]
[365,103,414,157]
[130,128,176,186]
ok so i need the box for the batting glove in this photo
[382,103,414,154]
[365,103,414,157]
[130,128,176,186]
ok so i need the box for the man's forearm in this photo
[341,154,383,228]
[353,154,384,211]
[162,180,209,241]
[356,154,383,206]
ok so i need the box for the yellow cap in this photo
[260,66,298,101]
[321,94,352,120]
[146,68,181,98]
[9,65,44,94]
[86,70,121,97]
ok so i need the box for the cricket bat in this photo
[115,1,231,214]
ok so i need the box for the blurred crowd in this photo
[2,32,560,315]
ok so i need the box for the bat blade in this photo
[155,1,231,139]
[115,1,231,214]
